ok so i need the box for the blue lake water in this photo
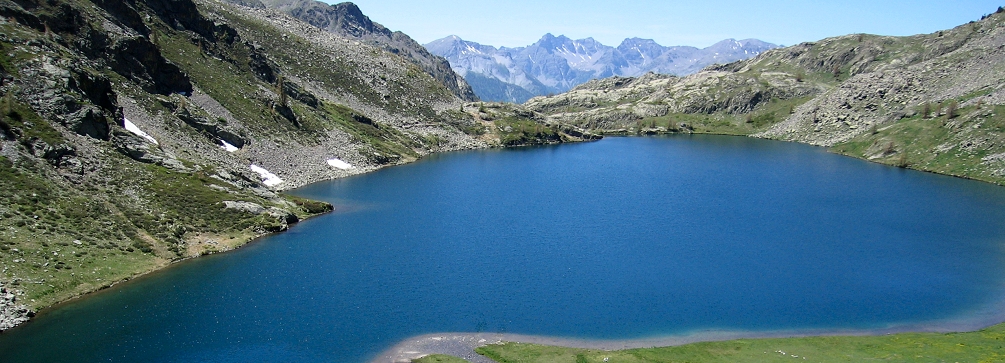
[3,135,1005,362]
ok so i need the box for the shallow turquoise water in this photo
[3,135,1005,362]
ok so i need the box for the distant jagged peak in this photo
[425,35,498,57]
[532,34,605,53]
[618,37,662,48]
[426,33,777,102]
[705,38,776,51]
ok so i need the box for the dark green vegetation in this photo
[471,323,1005,363]
[494,117,562,146]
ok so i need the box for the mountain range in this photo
[426,34,778,103]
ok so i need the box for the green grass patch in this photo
[474,323,1005,363]
[632,113,748,136]
[494,117,562,146]
[284,194,334,215]
[0,95,65,146]
[831,104,1005,185]
[0,156,165,308]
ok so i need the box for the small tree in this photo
[276,75,287,107]
[1,92,11,117]
[946,100,958,119]
[795,71,805,82]
[922,103,931,118]
[857,34,864,42]
[896,153,910,168]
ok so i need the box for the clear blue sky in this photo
[329,0,1003,48]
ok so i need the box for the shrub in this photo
[896,153,911,168]
[946,100,959,119]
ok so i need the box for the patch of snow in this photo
[250,165,283,186]
[326,158,353,170]
[465,44,482,54]
[123,118,158,144]
[220,140,239,152]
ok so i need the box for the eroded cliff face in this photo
[0,0,580,330]
[526,10,1005,184]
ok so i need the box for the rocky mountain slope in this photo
[426,34,777,103]
[228,0,479,102]
[0,0,590,330]
[526,8,1005,186]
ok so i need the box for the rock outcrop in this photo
[0,284,32,332]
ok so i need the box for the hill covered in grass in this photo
[0,0,591,329]
[526,8,1005,185]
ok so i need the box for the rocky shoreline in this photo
[0,285,32,332]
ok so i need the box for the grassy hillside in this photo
[525,8,1005,185]
[0,0,586,328]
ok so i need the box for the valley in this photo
[1,0,1005,362]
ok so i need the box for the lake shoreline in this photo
[374,310,1005,363]
[0,206,335,333]
[0,139,590,332]
[6,133,1005,355]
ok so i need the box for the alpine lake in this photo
[4,135,1005,362]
